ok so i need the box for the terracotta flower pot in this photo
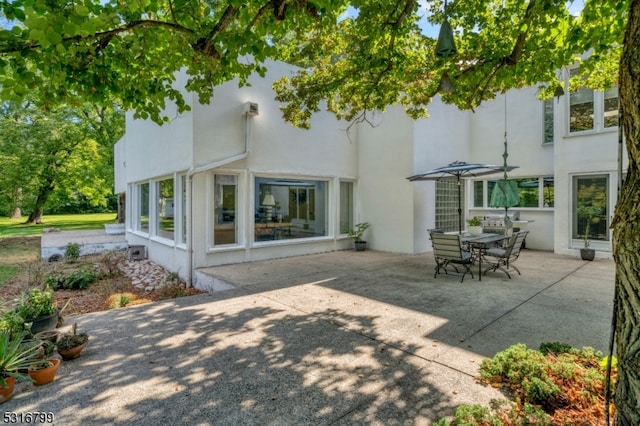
[28,358,61,386]
[0,376,16,404]
[57,343,86,360]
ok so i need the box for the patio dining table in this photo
[461,233,510,281]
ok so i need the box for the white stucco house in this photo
[114,60,625,288]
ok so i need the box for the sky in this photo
[345,0,585,39]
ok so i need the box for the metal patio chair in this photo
[429,231,475,282]
[482,230,529,278]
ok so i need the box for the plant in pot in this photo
[577,206,600,261]
[56,323,88,360]
[16,287,58,334]
[1,331,39,403]
[27,358,61,386]
[466,216,483,237]
[348,222,370,251]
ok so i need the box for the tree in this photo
[0,101,124,222]
[0,0,637,423]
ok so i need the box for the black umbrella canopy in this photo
[407,161,519,233]
[407,161,517,182]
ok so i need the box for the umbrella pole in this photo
[458,178,462,234]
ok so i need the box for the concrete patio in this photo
[5,249,615,425]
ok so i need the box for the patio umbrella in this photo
[407,161,518,233]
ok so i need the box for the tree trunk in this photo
[25,179,54,225]
[116,193,126,223]
[9,188,22,219]
[9,208,21,219]
[613,1,640,424]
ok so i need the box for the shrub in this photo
[474,342,615,424]
[45,268,97,290]
[434,404,503,426]
[15,287,56,320]
[157,283,188,299]
[98,249,126,278]
[64,242,81,263]
[105,292,138,309]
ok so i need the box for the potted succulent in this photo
[348,222,371,251]
[28,358,61,386]
[1,331,39,403]
[577,206,600,261]
[56,323,88,360]
[16,287,58,334]
[466,216,483,237]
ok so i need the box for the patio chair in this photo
[429,231,475,282]
[482,230,529,278]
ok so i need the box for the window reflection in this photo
[254,178,327,241]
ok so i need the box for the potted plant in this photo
[1,331,39,403]
[466,216,483,237]
[348,222,370,251]
[16,287,58,334]
[27,358,61,386]
[577,206,600,261]
[56,323,88,360]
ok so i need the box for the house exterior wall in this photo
[190,61,358,270]
[467,89,555,251]
[553,106,625,258]
[411,98,471,252]
[115,61,626,283]
[357,107,415,253]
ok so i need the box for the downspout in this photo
[185,102,258,287]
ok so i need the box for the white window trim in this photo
[565,68,619,137]
[207,169,246,252]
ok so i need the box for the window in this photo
[473,177,554,209]
[339,181,354,234]
[254,178,327,241]
[543,98,554,143]
[436,180,462,232]
[473,181,483,207]
[604,87,619,128]
[137,182,149,233]
[180,174,187,245]
[573,175,609,242]
[213,174,238,246]
[156,178,174,240]
[569,68,618,134]
[569,85,594,133]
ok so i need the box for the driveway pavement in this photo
[5,250,615,425]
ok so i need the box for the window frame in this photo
[567,68,619,136]
[572,174,609,243]
[339,180,355,236]
[136,181,150,235]
[155,177,175,242]
[471,176,554,210]
[253,175,331,245]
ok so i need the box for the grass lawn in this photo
[0,213,118,239]
[0,213,118,287]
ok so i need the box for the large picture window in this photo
[156,178,174,240]
[254,178,327,241]
[213,174,238,246]
[573,175,609,242]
